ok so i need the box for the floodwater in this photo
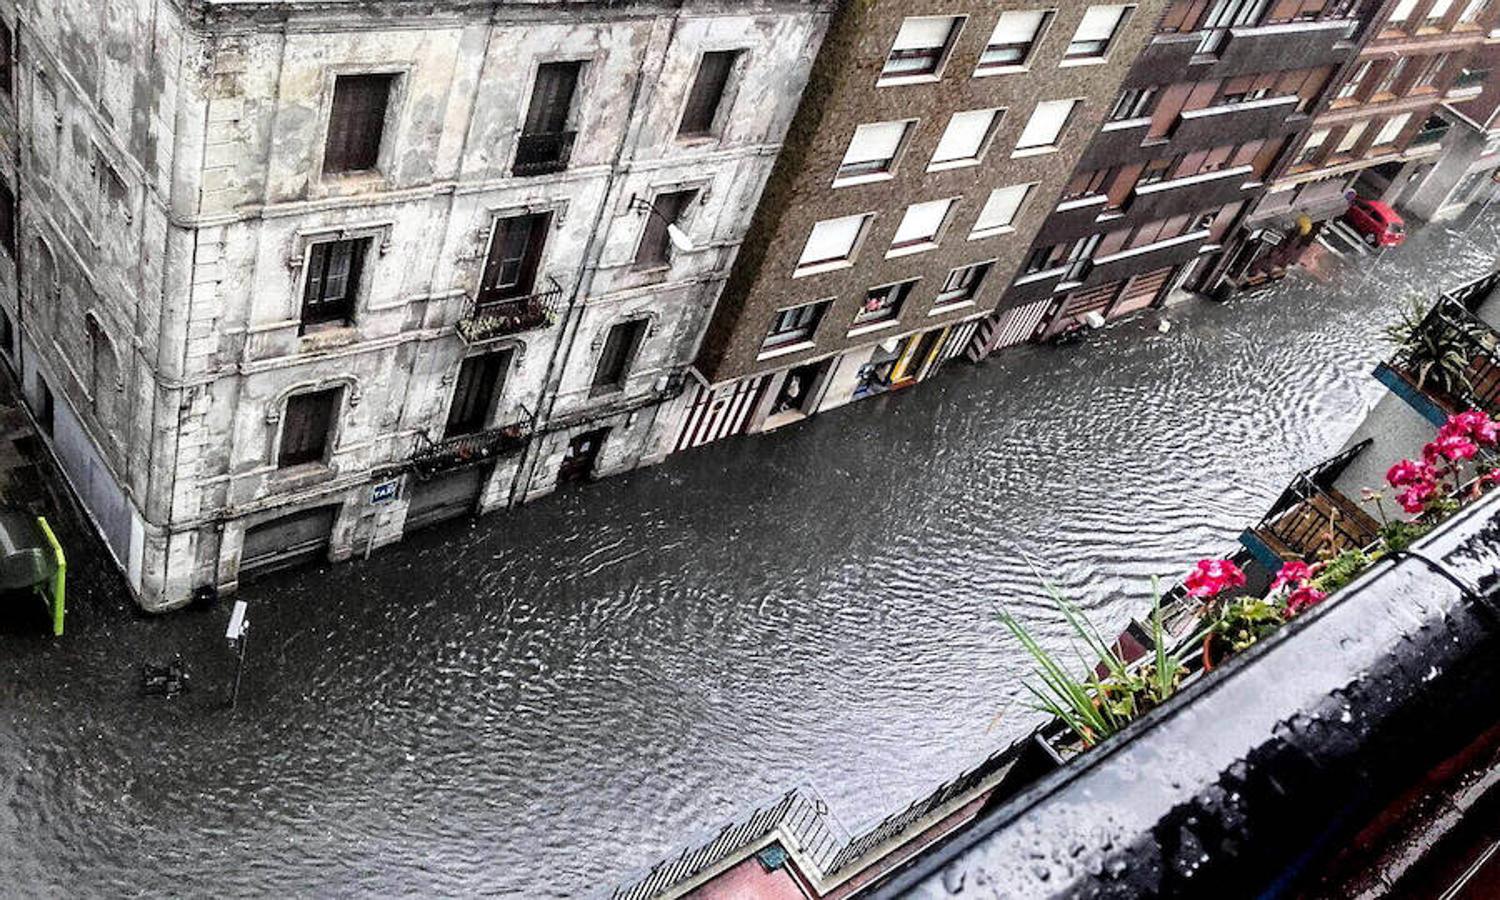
[4,214,1498,897]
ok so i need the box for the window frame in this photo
[794,213,874,276]
[591,318,650,395]
[761,299,831,352]
[970,183,1036,238]
[1062,5,1134,63]
[1013,98,1081,155]
[887,197,957,258]
[633,188,699,270]
[300,236,370,333]
[277,388,342,469]
[321,71,401,178]
[933,261,993,310]
[677,49,745,139]
[975,10,1056,75]
[879,16,967,85]
[834,119,917,186]
[851,279,917,331]
[479,210,553,304]
[928,108,1005,171]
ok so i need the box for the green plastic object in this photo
[37,517,65,637]
[0,509,65,635]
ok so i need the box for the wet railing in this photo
[406,407,535,480]
[455,277,563,343]
[513,131,576,176]
[1391,288,1500,418]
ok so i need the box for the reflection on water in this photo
[3,216,1497,897]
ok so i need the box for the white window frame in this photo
[970,183,1036,238]
[928,108,1004,171]
[976,10,1055,74]
[1373,112,1412,147]
[794,213,873,277]
[879,16,966,86]
[887,198,957,258]
[1013,98,1079,155]
[1062,5,1134,64]
[834,119,916,187]
[1389,0,1421,23]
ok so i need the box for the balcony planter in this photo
[455,277,564,343]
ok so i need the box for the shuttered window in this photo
[979,11,1052,70]
[796,214,871,269]
[1427,0,1455,18]
[592,319,647,392]
[324,74,394,174]
[678,51,740,137]
[0,22,12,96]
[1065,5,1131,58]
[1388,0,1420,21]
[279,389,339,467]
[445,350,512,437]
[882,16,963,78]
[889,198,955,250]
[1014,99,1077,150]
[1334,121,1368,153]
[931,109,1002,166]
[634,189,696,267]
[0,181,14,258]
[302,238,366,329]
[936,262,992,305]
[837,120,912,180]
[524,62,582,135]
[971,183,1034,235]
[1459,0,1488,22]
[1297,128,1330,164]
[763,300,829,349]
[1373,113,1411,146]
[480,212,550,303]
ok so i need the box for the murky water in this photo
[4,215,1498,897]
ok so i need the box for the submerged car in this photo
[1342,197,1405,247]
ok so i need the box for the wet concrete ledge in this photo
[873,491,1500,898]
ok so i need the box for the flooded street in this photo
[4,214,1498,897]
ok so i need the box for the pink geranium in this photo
[1441,410,1499,447]
[1386,458,1437,488]
[1424,433,1478,464]
[1271,560,1313,592]
[1184,558,1247,599]
[1396,480,1437,514]
[1484,467,1500,487]
[1286,585,1328,616]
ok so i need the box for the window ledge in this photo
[969,225,1016,241]
[973,64,1030,78]
[832,172,895,189]
[1058,56,1108,68]
[847,319,900,339]
[299,325,358,351]
[886,241,938,259]
[929,299,976,316]
[927,157,981,174]
[877,73,943,88]
[793,259,855,279]
[269,462,336,490]
[757,339,817,362]
[1011,145,1059,159]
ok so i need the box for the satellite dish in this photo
[667,223,694,253]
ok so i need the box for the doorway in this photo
[559,428,609,484]
[240,506,337,580]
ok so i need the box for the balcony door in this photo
[524,62,581,135]
[480,212,550,304]
[445,350,512,438]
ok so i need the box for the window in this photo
[888,198,954,254]
[796,213,871,272]
[1337,60,1372,99]
[634,189,696,268]
[1373,57,1407,96]
[480,212,550,303]
[971,183,1034,236]
[881,16,963,80]
[1138,155,1177,184]
[1372,112,1411,146]
[978,10,1053,71]
[1014,99,1077,152]
[1065,5,1132,59]
[929,108,1002,168]
[516,62,582,175]
[36,379,53,437]
[1062,167,1113,200]
[301,238,367,331]
[324,74,394,174]
[0,181,13,258]
[1414,54,1447,90]
[934,263,990,307]
[678,50,740,137]
[1459,0,1489,22]
[592,319,648,393]
[1110,87,1156,121]
[1297,128,1330,164]
[279,389,339,468]
[445,350,512,437]
[1388,0,1420,22]
[1427,0,1455,21]
[1333,121,1368,154]
[0,311,12,358]
[854,281,915,327]
[836,120,913,182]
[763,300,829,350]
[1198,0,1272,53]
[0,22,12,96]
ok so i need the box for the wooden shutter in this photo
[324,75,393,173]
[592,320,646,390]
[678,51,738,136]
[633,190,693,266]
[524,62,581,135]
[301,239,363,327]
[445,351,511,436]
[279,390,337,466]
[480,213,549,302]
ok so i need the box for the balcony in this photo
[1124,164,1257,222]
[455,277,563,344]
[1170,95,1300,148]
[1088,228,1213,286]
[1409,115,1452,149]
[1385,274,1500,419]
[1449,68,1489,97]
[513,131,576,177]
[407,412,535,480]
[1124,20,1353,88]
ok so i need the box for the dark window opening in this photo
[855,281,914,326]
[480,212,550,304]
[279,389,339,468]
[679,51,740,137]
[0,180,14,258]
[445,350,512,437]
[1110,88,1157,121]
[634,190,695,268]
[936,263,991,306]
[0,311,14,358]
[763,300,829,350]
[592,319,648,393]
[301,238,368,331]
[0,23,13,96]
[516,62,582,176]
[324,74,394,174]
[36,380,53,436]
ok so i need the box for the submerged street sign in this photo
[371,479,399,504]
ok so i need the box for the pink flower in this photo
[1396,481,1437,514]
[1184,558,1247,599]
[1271,561,1313,591]
[1442,410,1499,447]
[1426,433,1478,463]
[1484,467,1500,487]
[1386,458,1437,488]
[1286,585,1328,616]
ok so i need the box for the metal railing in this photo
[1410,119,1451,148]
[1451,67,1489,93]
[513,130,576,176]
[1391,285,1500,417]
[406,406,534,480]
[455,277,563,343]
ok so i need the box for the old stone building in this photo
[5,0,829,609]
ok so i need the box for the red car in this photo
[1342,197,1405,247]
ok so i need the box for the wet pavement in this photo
[3,213,1499,897]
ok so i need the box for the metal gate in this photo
[404,467,486,533]
[240,506,337,578]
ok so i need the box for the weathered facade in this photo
[1402,32,1500,220]
[6,0,829,609]
[972,0,1368,350]
[672,0,1161,449]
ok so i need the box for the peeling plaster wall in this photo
[13,0,829,608]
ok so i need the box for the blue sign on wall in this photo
[371,479,400,504]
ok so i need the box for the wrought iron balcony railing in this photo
[456,277,563,344]
[1410,118,1451,148]
[1390,275,1500,417]
[512,130,576,176]
[407,407,536,480]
